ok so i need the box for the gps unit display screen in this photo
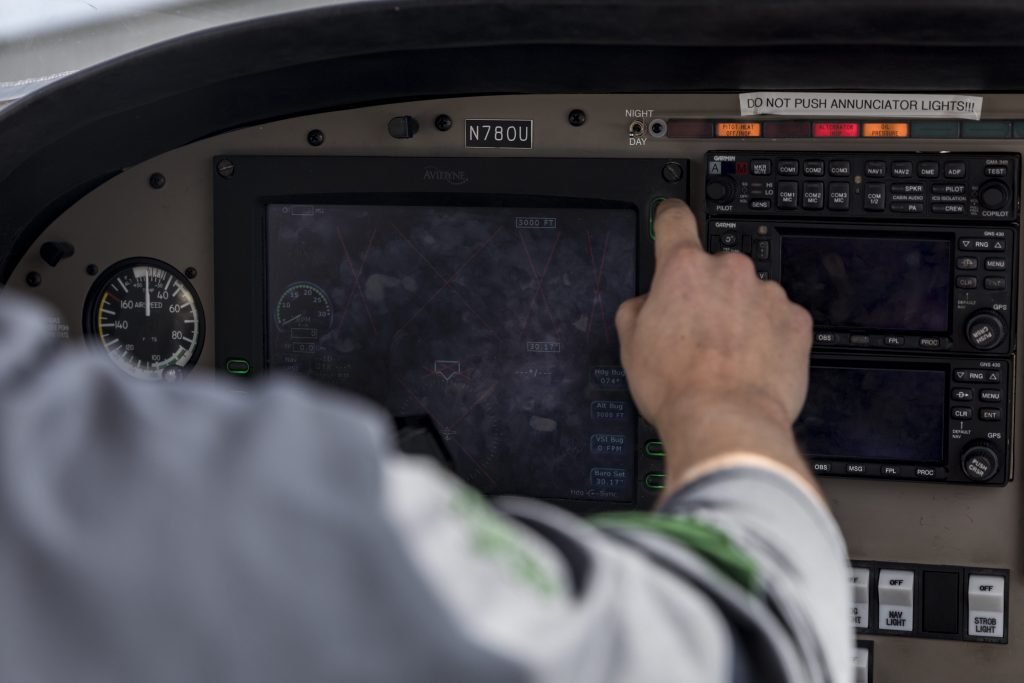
[795,365,946,463]
[266,204,638,502]
[780,234,951,333]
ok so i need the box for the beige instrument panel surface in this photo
[8,94,1024,681]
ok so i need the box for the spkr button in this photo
[878,570,915,632]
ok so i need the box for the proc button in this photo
[967,574,1006,638]
[877,569,914,632]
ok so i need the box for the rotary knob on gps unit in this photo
[705,176,736,204]
[965,311,1006,350]
[978,180,1009,211]
[961,443,999,482]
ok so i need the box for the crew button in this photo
[957,257,978,270]
[944,161,967,178]
[828,182,851,210]
[864,183,886,211]
[918,161,940,178]
[778,159,799,176]
[979,408,1002,421]
[984,257,1007,271]
[864,161,887,177]
[803,159,825,176]
[980,389,1002,402]
[777,181,799,209]
[952,406,973,420]
[957,276,978,289]
[891,161,913,178]
[802,181,825,209]
[984,277,1007,290]
[751,159,772,176]
[878,570,915,632]
[829,159,851,177]
[951,388,974,401]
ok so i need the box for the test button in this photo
[877,569,914,632]
[967,574,1005,639]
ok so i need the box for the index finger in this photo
[652,198,702,260]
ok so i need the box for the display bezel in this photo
[213,155,684,512]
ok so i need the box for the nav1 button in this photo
[878,569,915,632]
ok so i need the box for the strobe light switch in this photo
[850,567,870,629]
[877,569,914,632]
[967,574,1006,638]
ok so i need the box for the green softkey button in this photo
[644,473,666,490]
[644,440,665,457]
[225,358,251,375]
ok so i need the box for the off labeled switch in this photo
[850,567,871,629]
[877,569,914,632]
[967,574,1006,639]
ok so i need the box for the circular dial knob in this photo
[978,180,1009,211]
[961,443,999,482]
[965,311,1006,350]
[706,176,735,203]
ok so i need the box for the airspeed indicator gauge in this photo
[84,258,205,381]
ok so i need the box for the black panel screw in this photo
[148,173,166,189]
[435,114,453,132]
[568,109,587,127]
[86,264,98,276]
[26,271,41,287]
[307,129,325,146]
[185,267,198,279]
[216,159,235,178]
[662,162,684,184]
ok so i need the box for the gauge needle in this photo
[145,271,151,317]
[281,313,303,325]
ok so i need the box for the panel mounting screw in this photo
[307,129,325,146]
[568,109,586,127]
[185,267,198,279]
[86,264,98,276]
[216,159,235,178]
[26,271,42,287]
[435,114,453,132]
[148,173,166,189]
[661,162,684,184]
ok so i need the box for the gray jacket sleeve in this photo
[0,294,852,683]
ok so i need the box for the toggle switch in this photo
[877,569,914,632]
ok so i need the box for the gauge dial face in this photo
[275,282,334,332]
[85,259,204,380]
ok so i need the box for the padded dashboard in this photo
[3,2,1024,681]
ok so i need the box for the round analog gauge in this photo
[84,258,205,381]
[275,282,334,332]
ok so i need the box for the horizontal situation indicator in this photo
[863,122,909,138]
[813,122,860,137]
[716,122,762,137]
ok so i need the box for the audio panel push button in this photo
[877,569,914,632]
[967,575,1005,639]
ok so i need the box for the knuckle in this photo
[614,299,638,330]
[718,251,755,277]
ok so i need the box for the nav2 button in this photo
[877,569,914,632]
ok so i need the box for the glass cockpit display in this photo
[266,204,638,502]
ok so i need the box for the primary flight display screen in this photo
[795,365,947,463]
[780,234,951,333]
[266,204,638,502]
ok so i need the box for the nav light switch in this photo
[967,574,1006,638]
[877,569,914,632]
[850,567,871,629]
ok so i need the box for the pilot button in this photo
[967,574,1005,638]
[877,569,915,632]
[850,567,871,629]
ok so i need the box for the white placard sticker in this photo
[739,92,983,120]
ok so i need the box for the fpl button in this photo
[968,575,1006,638]
[850,568,871,629]
[878,570,915,632]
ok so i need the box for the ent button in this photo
[877,569,914,632]
[967,574,1006,638]
[850,568,870,629]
